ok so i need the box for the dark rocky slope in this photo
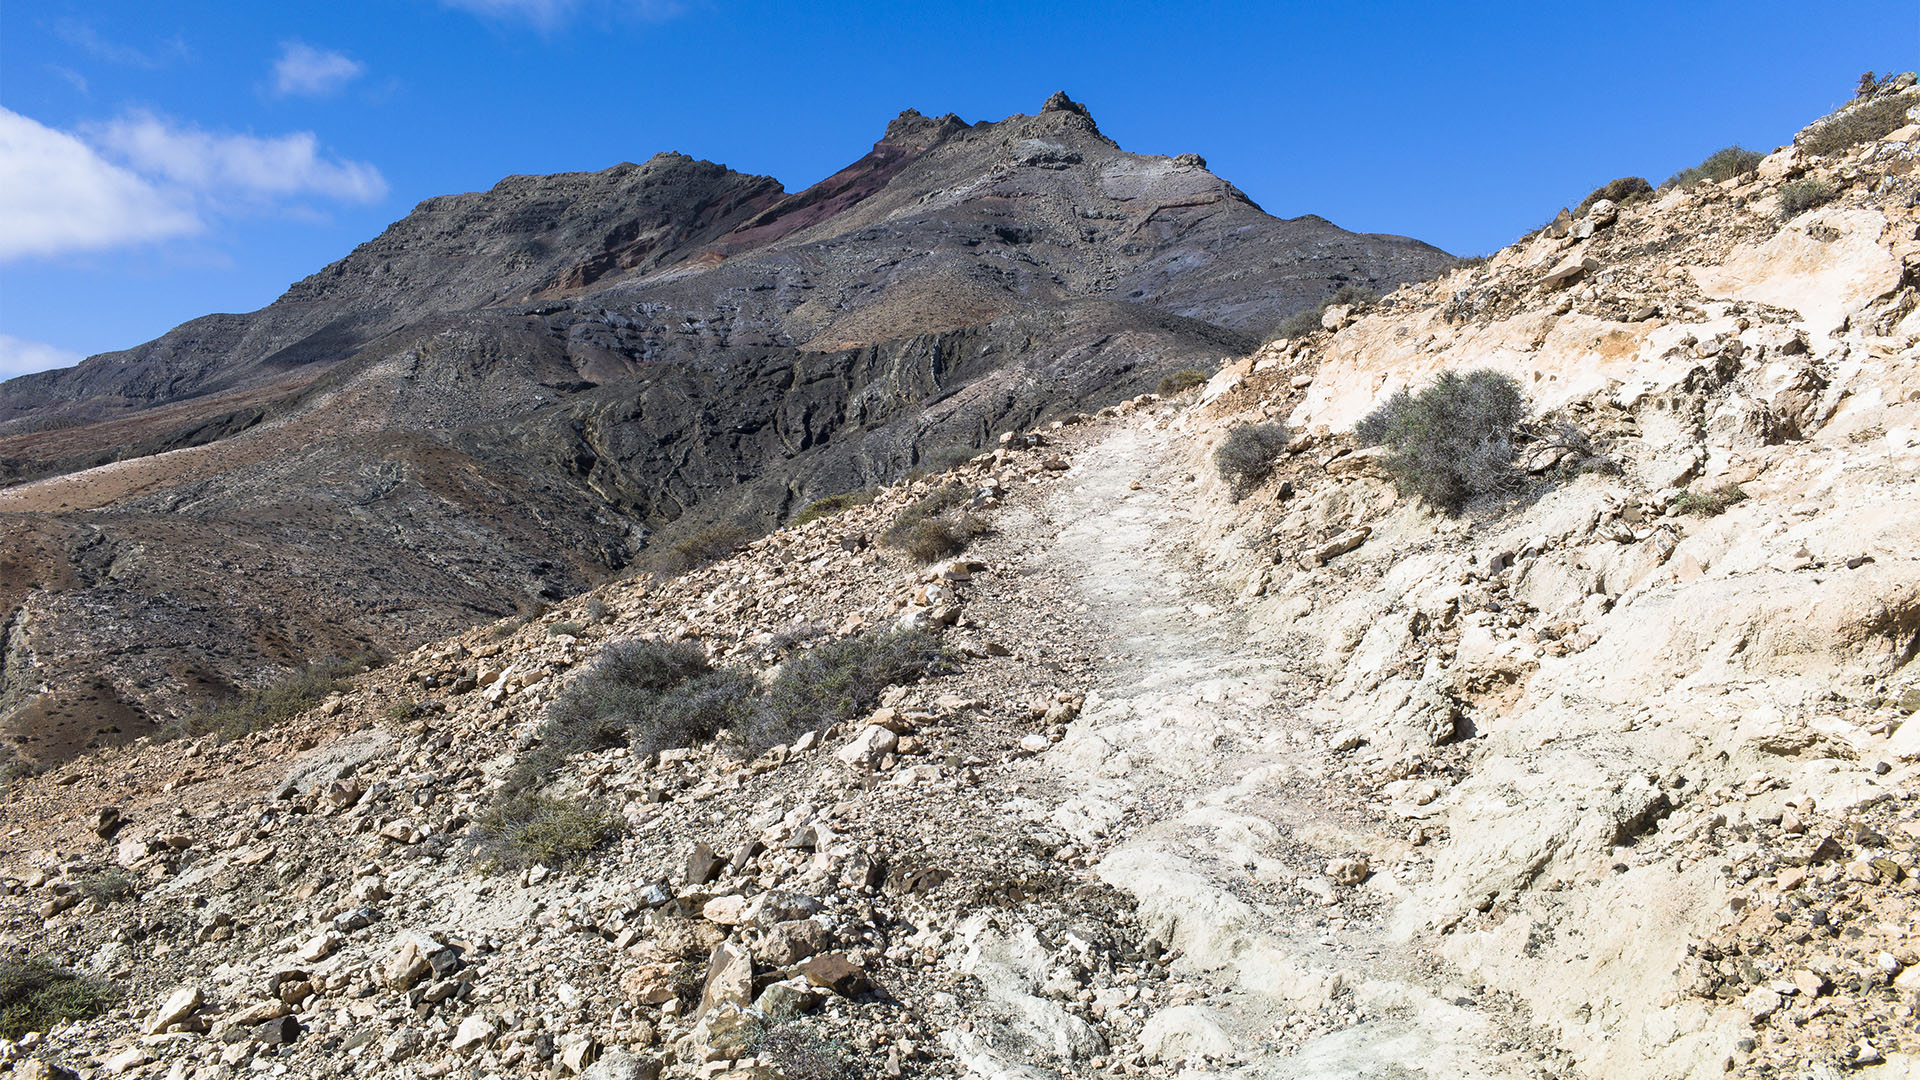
[0,94,1455,766]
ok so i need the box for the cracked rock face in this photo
[0,96,1454,766]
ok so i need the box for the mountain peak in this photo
[1040,90,1090,118]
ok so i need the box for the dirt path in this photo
[1016,422,1546,1078]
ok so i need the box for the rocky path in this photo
[1015,423,1545,1078]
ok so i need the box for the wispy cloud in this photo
[0,108,201,261]
[273,42,365,98]
[92,111,388,203]
[47,64,90,95]
[0,334,87,380]
[47,19,190,69]
[439,0,688,27]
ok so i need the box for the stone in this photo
[742,889,823,926]
[89,806,123,838]
[1743,987,1783,1021]
[146,984,203,1035]
[1140,1004,1234,1062]
[686,842,725,885]
[386,940,435,990]
[558,1034,600,1075]
[698,941,754,1017]
[1542,256,1599,289]
[702,894,749,925]
[450,1014,496,1054]
[1302,527,1371,567]
[255,1015,302,1045]
[754,977,818,1021]
[1326,857,1371,886]
[836,724,898,768]
[760,919,831,965]
[620,963,679,1006]
[799,952,868,997]
[581,1050,663,1080]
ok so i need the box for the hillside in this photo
[0,94,1454,769]
[2,77,1918,1080]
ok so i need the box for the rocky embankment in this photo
[3,80,1920,1080]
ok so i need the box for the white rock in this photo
[450,1014,496,1054]
[1140,1004,1235,1062]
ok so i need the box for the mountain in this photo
[0,93,1455,765]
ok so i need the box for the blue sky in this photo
[1,0,1912,378]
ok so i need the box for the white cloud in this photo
[273,42,365,97]
[0,334,85,380]
[93,111,388,203]
[440,0,686,25]
[0,107,200,261]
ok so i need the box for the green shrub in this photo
[1672,483,1747,517]
[1663,146,1764,189]
[1157,368,1209,396]
[168,657,365,742]
[741,627,950,754]
[1800,94,1911,157]
[546,621,586,638]
[74,869,136,905]
[1575,176,1652,214]
[1213,422,1291,499]
[1272,285,1380,341]
[584,598,609,623]
[880,484,988,563]
[1777,178,1836,217]
[511,638,720,788]
[650,522,755,576]
[0,961,117,1039]
[474,794,621,870]
[791,490,875,527]
[881,513,989,564]
[1356,369,1528,513]
[750,1024,863,1080]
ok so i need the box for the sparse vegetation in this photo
[792,490,876,527]
[1662,146,1764,189]
[750,1024,864,1080]
[0,960,117,1039]
[1356,369,1528,513]
[1777,178,1837,218]
[742,626,951,757]
[1575,176,1652,214]
[652,522,757,576]
[1672,483,1748,517]
[1212,422,1290,500]
[166,656,366,742]
[1156,368,1209,396]
[880,483,989,563]
[74,869,136,905]
[1272,284,1381,341]
[584,598,609,623]
[1800,93,1910,157]
[546,620,586,637]
[473,794,622,870]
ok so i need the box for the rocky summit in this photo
[4,77,1920,1080]
[0,94,1453,765]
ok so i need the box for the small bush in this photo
[584,599,609,623]
[791,490,875,527]
[1575,176,1652,214]
[882,513,989,564]
[512,638,719,788]
[880,484,988,563]
[74,869,136,905]
[742,628,950,755]
[1272,285,1380,341]
[474,794,621,870]
[1777,178,1836,217]
[1672,483,1747,517]
[1157,368,1209,396]
[0,961,117,1039]
[1357,369,1528,513]
[1800,94,1911,157]
[750,1024,863,1080]
[168,657,364,742]
[1663,146,1764,189]
[546,621,586,638]
[1213,422,1290,499]
[651,522,755,576]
